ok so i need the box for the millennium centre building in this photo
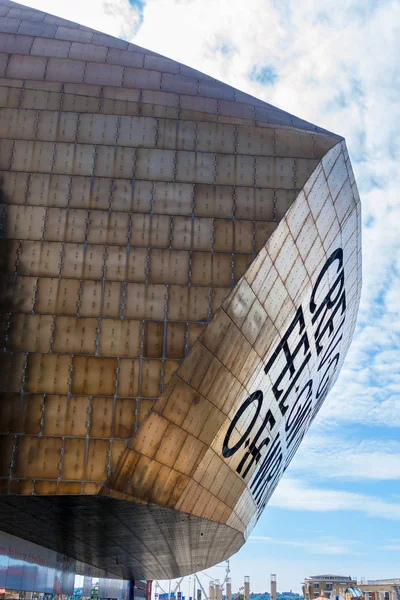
[0,0,362,591]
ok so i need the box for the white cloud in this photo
[290,435,400,481]
[269,477,400,520]
[248,535,360,556]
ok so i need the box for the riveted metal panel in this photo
[31,37,71,58]
[46,57,85,83]
[0,107,37,140]
[176,151,214,184]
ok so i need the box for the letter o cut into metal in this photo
[222,390,263,458]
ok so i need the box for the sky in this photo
[17,0,400,592]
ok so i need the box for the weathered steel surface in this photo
[0,0,362,580]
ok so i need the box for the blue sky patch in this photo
[128,0,145,33]
[250,65,278,85]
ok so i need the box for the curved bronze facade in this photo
[0,0,362,581]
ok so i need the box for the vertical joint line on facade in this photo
[216,99,220,123]
[98,86,104,113]
[311,134,316,159]
[39,393,46,436]
[136,320,145,433]
[59,83,65,112]
[95,315,102,356]
[75,113,81,143]
[169,215,174,249]
[41,206,48,241]
[108,178,115,212]
[9,351,26,490]
[8,141,15,171]
[43,58,49,81]
[188,249,193,288]
[252,219,257,259]
[120,281,127,319]
[49,314,56,352]
[58,242,65,278]
[7,434,19,495]
[184,321,190,357]
[273,188,277,222]
[231,251,235,288]
[207,286,213,322]
[213,153,217,184]
[17,80,25,108]
[83,395,93,491]
[194,121,199,152]
[76,279,83,317]
[273,129,277,157]
[50,142,57,173]
[293,158,297,191]
[253,105,258,126]
[115,115,121,148]
[159,72,163,91]
[231,185,236,288]
[31,276,39,314]
[253,156,257,187]
[234,126,239,154]
[108,357,120,476]
[138,89,143,117]
[196,78,200,96]
[173,151,178,182]
[160,284,170,393]
[190,183,196,260]
[34,109,41,140]
[82,60,88,84]
[191,183,196,217]
[121,66,126,88]
[150,181,155,216]
[3,312,11,351]
[84,209,90,244]
[155,118,160,148]
[126,208,132,254]
[132,147,137,179]
[14,240,22,276]
[28,34,35,54]
[24,173,31,205]
[4,53,11,77]
[91,145,97,181]
[232,185,237,219]
[145,247,151,285]
[67,175,73,207]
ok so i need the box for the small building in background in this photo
[303,575,358,600]
[358,579,400,600]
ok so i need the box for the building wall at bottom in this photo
[0,529,135,599]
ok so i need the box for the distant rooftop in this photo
[366,579,400,585]
[308,576,355,581]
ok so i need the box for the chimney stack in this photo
[226,578,231,600]
[215,580,221,600]
[271,574,277,600]
[244,577,250,600]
